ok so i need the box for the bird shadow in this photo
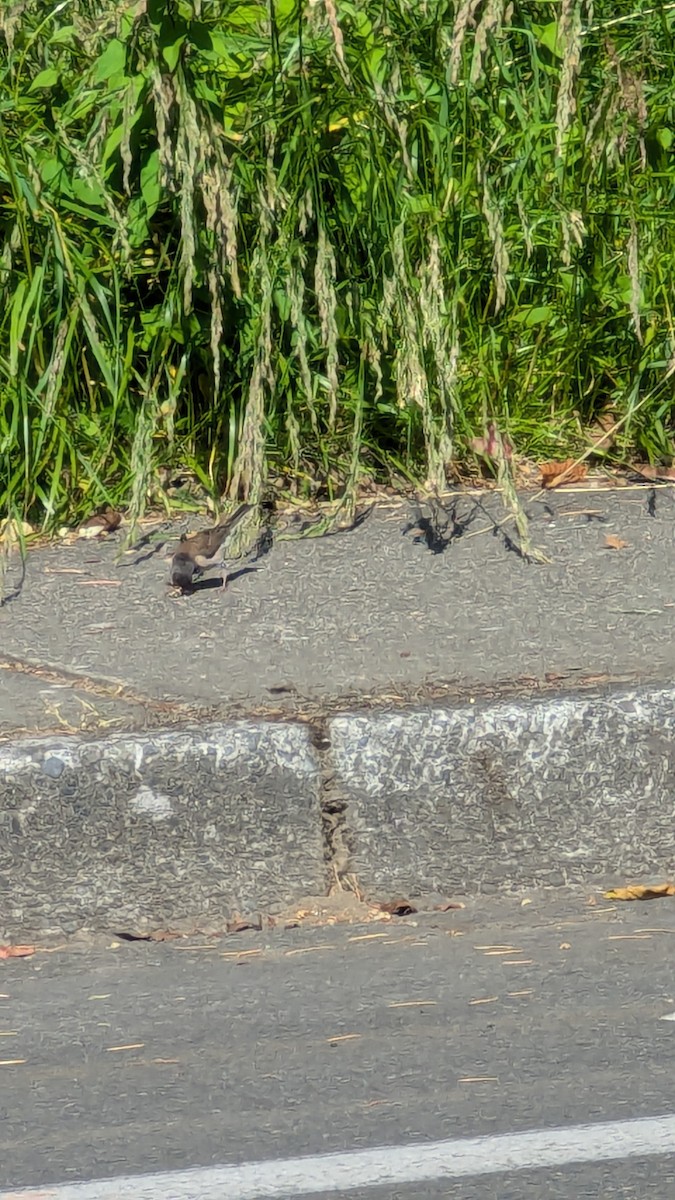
[170,564,260,596]
[227,565,261,585]
[404,497,479,554]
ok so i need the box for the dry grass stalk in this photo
[0,0,30,53]
[289,253,320,436]
[229,200,274,503]
[555,0,585,162]
[471,0,508,85]
[200,122,241,396]
[480,164,509,312]
[120,80,137,196]
[55,120,131,261]
[627,219,642,343]
[391,222,449,488]
[314,224,340,429]
[151,68,175,188]
[492,427,549,564]
[560,207,586,267]
[175,78,201,313]
[128,379,160,539]
[447,0,483,86]
[605,39,648,167]
[372,73,414,180]
[323,0,351,85]
[391,221,428,414]
[42,316,70,419]
[418,232,456,478]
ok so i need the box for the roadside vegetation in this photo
[1,0,675,532]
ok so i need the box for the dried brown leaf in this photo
[635,465,675,483]
[604,534,629,550]
[226,916,263,934]
[604,883,675,901]
[78,508,123,538]
[0,945,35,959]
[375,899,418,916]
[539,459,588,488]
[587,408,618,450]
[113,929,183,943]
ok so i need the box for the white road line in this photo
[3,1114,675,1200]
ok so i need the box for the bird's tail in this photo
[213,503,253,538]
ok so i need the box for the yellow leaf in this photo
[603,883,675,902]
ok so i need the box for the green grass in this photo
[1,0,675,530]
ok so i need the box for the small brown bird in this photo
[170,504,252,591]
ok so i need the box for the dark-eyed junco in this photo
[170,504,252,590]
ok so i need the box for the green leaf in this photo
[140,150,162,218]
[37,156,63,189]
[93,40,127,84]
[29,68,60,91]
[48,26,76,47]
[521,306,554,327]
[9,279,28,375]
[533,22,564,59]
[231,4,266,28]
[10,267,42,376]
[162,35,185,72]
[71,178,107,209]
[126,197,149,248]
[405,194,441,216]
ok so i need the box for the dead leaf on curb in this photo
[0,518,33,545]
[374,899,418,916]
[113,930,184,943]
[604,534,629,550]
[540,459,588,488]
[634,465,675,483]
[0,946,35,960]
[434,901,466,912]
[77,508,123,539]
[587,410,618,452]
[470,422,513,462]
[226,916,263,934]
[604,883,675,901]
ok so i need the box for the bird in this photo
[169,504,252,591]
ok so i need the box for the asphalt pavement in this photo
[2,889,675,1197]
[1,486,675,730]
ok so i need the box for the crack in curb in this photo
[308,720,358,897]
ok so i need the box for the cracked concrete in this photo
[1,488,675,935]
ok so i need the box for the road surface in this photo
[1,889,674,1198]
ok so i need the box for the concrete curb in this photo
[2,684,675,936]
[0,723,324,938]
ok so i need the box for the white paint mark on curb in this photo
[3,1114,675,1199]
[129,786,173,821]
